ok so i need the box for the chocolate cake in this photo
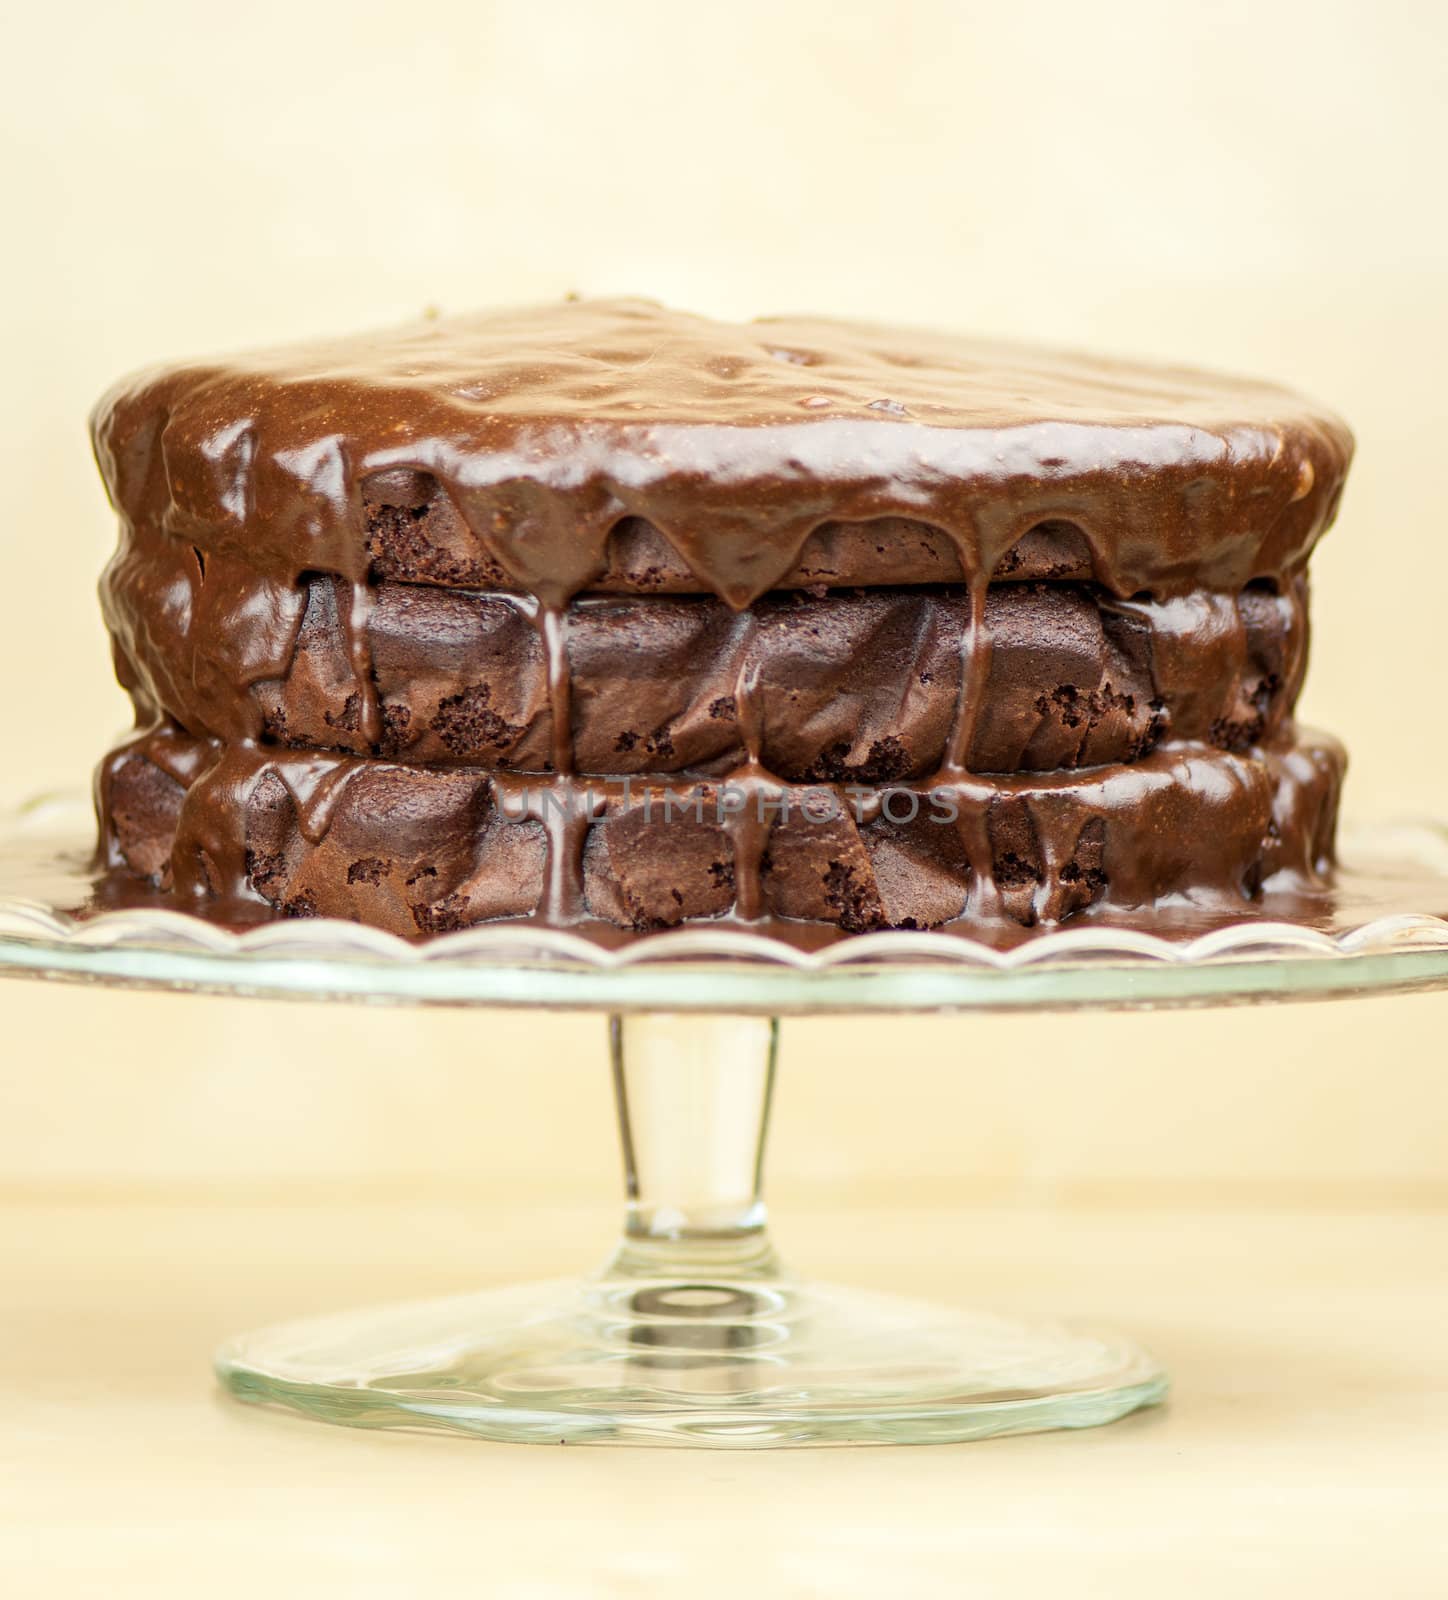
[89,299,1352,936]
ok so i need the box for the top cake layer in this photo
[91,299,1352,609]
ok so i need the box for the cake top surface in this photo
[92,298,1353,606]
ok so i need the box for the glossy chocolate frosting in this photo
[99,720,1344,936]
[93,298,1351,609]
[90,300,1353,936]
[103,523,1308,777]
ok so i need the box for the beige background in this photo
[2,0,1445,1199]
[2,4,1447,1592]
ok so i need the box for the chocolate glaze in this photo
[102,523,1307,777]
[90,301,1353,937]
[97,718,1343,937]
[92,299,1350,608]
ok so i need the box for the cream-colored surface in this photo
[3,2,1448,1590]
[3,1198,1446,1597]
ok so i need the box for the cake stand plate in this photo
[5,793,1448,1448]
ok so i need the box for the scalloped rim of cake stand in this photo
[4,793,1448,1014]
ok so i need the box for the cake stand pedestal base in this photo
[215,1013,1167,1447]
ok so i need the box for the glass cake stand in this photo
[5,793,1448,1448]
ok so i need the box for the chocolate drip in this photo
[943,574,992,774]
[341,581,381,748]
[168,749,267,905]
[723,664,775,922]
[273,754,366,844]
[491,772,597,923]
[96,718,1345,937]
[947,779,1005,921]
[93,300,1352,621]
[539,605,574,776]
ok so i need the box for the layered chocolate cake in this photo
[90,300,1351,937]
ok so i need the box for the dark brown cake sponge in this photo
[97,722,1344,937]
[102,523,1308,778]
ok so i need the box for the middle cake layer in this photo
[103,533,1307,779]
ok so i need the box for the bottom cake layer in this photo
[96,724,1344,937]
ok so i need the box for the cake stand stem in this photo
[215,1008,1167,1445]
[607,1012,780,1283]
